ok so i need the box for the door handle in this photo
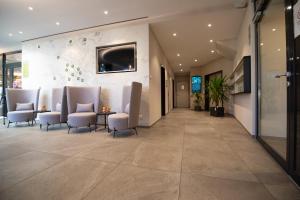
[274,72,292,78]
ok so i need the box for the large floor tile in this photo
[184,135,232,153]
[0,157,116,200]
[179,173,274,200]
[84,164,180,200]
[237,151,283,174]
[77,140,140,163]
[182,147,258,182]
[265,182,300,200]
[123,142,182,172]
[0,151,66,192]
[0,143,32,162]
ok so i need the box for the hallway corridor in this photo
[0,109,299,200]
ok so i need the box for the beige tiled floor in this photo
[0,109,299,200]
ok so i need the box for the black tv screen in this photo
[96,42,136,74]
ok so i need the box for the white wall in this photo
[190,57,233,112]
[22,24,152,126]
[149,28,174,125]
[232,2,256,135]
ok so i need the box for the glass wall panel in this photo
[258,0,287,159]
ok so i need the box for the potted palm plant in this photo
[207,76,230,117]
[191,92,203,111]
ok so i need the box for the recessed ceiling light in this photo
[180,69,183,72]
[56,22,60,26]
[172,33,177,37]
[104,10,109,15]
[277,48,281,51]
[28,6,33,11]
[179,64,182,66]
[209,39,213,43]
[177,53,180,57]
[260,42,264,46]
[18,31,23,34]
[208,24,212,27]
[8,33,13,37]
[272,28,277,32]
[287,5,292,10]
[211,50,215,53]
[194,59,198,62]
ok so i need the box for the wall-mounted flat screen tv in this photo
[192,76,202,93]
[96,42,136,74]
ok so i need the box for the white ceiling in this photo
[0,0,246,72]
[150,6,246,72]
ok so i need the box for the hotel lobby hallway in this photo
[0,109,299,200]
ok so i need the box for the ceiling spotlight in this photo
[211,50,215,54]
[56,22,60,26]
[209,39,213,43]
[18,31,23,34]
[104,10,109,15]
[272,28,277,32]
[28,6,33,11]
[180,69,183,72]
[277,48,281,51]
[177,53,180,57]
[260,42,264,46]
[8,33,13,37]
[194,59,198,62]
[287,5,292,10]
[179,63,182,66]
[172,33,177,37]
[208,24,212,27]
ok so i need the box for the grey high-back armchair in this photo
[66,86,101,133]
[108,82,142,137]
[6,88,40,127]
[38,87,68,131]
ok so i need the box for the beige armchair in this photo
[38,87,68,131]
[6,88,40,127]
[108,82,142,137]
[66,86,101,133]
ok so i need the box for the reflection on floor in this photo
[261,136,287,159]
[0,109,299,200]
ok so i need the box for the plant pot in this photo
[210,107,224,117]
[194,106,201,111]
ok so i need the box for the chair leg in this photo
[113,128,117,138]
[68,125,71,134]
[46,123,50,132]
[88,123,92,133]
[134,127,138,135]
[7,121,11,128]
[40,124,42,130]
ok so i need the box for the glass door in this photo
[6,53,22,88]
[257,0,290,164]
[0,51,22,121]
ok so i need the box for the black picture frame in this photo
[96,42,137,74]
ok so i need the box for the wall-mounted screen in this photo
[192,76,202,93]
[96,42,136,74]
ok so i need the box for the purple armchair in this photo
[6,88,40,127]
[108,82,142,137]
[66,86,101,133]
[38,87,68,131]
